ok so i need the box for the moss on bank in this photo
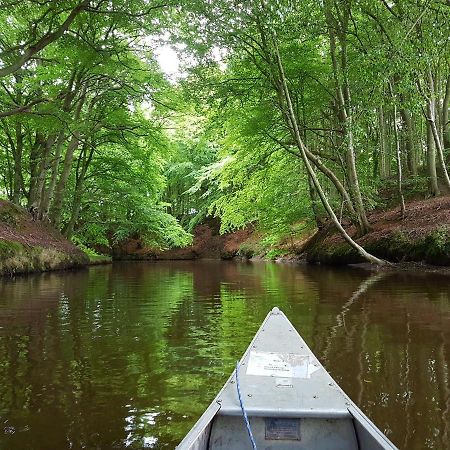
[72,240,112,265]
[86,254,113,265]
[0,239,88,276]
[306,225,450,266]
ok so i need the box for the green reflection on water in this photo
[0,261,450,449]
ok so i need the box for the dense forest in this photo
[0,0,449,264]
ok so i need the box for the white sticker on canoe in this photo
[246,351,320,378]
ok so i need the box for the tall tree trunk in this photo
[2,138,14,199]
[12,121,23,205]
[427,70,450,189]
[391,99,406,218]
[427,119,440,196]
[49,133,81,226]
[63,186,84,239]
[443,75,450,155]
[64,144,94,238]
[28,132,46,207]
[39,70,79,218]
[400,108,418,176]
[345,117,370,234]
[49,84,87,226]
[39,131,66,218]
[31,134,57,212]
[2,122,15,200]
[378,106,391,179]
[325,1,370,235]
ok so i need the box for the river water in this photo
[0,261,449,449]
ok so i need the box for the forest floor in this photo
[0,199,89,276]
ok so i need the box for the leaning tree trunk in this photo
[267,89,360,226]
[307,173,325,228]
[303,146,358,222]
[273,41,388,266]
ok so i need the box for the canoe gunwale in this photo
[176,401,221,449]
[348,405,396,449]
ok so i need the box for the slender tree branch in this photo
[0,0,90,77]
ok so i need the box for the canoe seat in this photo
[208,415,359,450]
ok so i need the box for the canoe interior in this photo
[177,308,397,450]
[184,413,388,450]
[209,416,358,449]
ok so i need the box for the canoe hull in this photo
[177,307,397,450]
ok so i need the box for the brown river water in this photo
[0,261,449,449]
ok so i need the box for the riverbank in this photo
[3,195,450,276]
[0,200,90,276]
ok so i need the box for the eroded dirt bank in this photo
[112,219,254,260]
[0,200,88,276]
[117,197,450,268]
